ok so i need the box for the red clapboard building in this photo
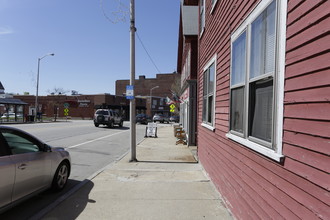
[178,0,330,219]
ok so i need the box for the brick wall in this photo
[115,73,179,98]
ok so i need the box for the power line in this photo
[100,0,161,73]
[136,32,162,73]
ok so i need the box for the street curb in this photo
[29,150,130,220]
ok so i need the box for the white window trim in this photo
[202,123,215,131]
[227,0,287,162]
[200,0,205,36]
[201,54,217,131]
[211,0,218,14]
[274,0,287,157]
[200,27,205,38]
[226,133,283,161]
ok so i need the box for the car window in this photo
[0,134,9,156]
[2,131,40,155]
[96,110,109,115]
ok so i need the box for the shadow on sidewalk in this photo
[41,180,95,220]
[0,179,94,220]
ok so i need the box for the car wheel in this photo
[119,120,123,127]
[52,161,70,191]
[94,123,99,127]
[108,120,114,128]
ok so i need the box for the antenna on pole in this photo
[100,0,129,24]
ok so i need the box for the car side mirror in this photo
[43,144,52,152]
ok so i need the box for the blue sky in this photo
[0,0,180,95]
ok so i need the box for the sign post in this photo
[63,103,69,121]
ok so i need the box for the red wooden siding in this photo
[196,0,330,219]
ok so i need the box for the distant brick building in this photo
[116,73,180,116]
[14,94,147,121]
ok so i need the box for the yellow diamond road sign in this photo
[170,104,175,109]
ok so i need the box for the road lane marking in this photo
[66,130,129,149]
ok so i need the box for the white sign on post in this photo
[126,85,134,100]
[145,122,157,138]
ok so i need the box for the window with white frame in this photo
[187,49,191,78]
[200,0,205,34]
[181,63,186,85]
[202,56,216,128]
[181,49,191,85]
[211,0,218,12]
[228,0,286,161]
[184,49,191,80]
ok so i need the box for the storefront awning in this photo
[0,98,28,105]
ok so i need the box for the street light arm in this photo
[150,86,159,92]
[39,53,55,60]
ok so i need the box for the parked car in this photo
[1,113,23,120]
[136,114,152,124]
[170,115,180,123]
[94,109,123,128]
[163,116,170,124]
[0,126,71,213]
[153,114,169,123]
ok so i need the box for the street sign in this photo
[170,104,175,112]
[64,108,69,116]
[64,103,70,108]
[126,85,134,99]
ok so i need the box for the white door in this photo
[10,152,51,201]
[0,156,15,208]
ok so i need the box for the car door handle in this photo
[18,164,27,170]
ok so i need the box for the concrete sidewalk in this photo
[41,125,233,220]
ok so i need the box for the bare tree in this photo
[71,90,79,95]
[46,87,69,121]
[47,87,69,95]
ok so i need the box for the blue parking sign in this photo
[126,85,134,99]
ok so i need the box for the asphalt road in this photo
[0,120,148,219]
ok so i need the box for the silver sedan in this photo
[0,126,71,213]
